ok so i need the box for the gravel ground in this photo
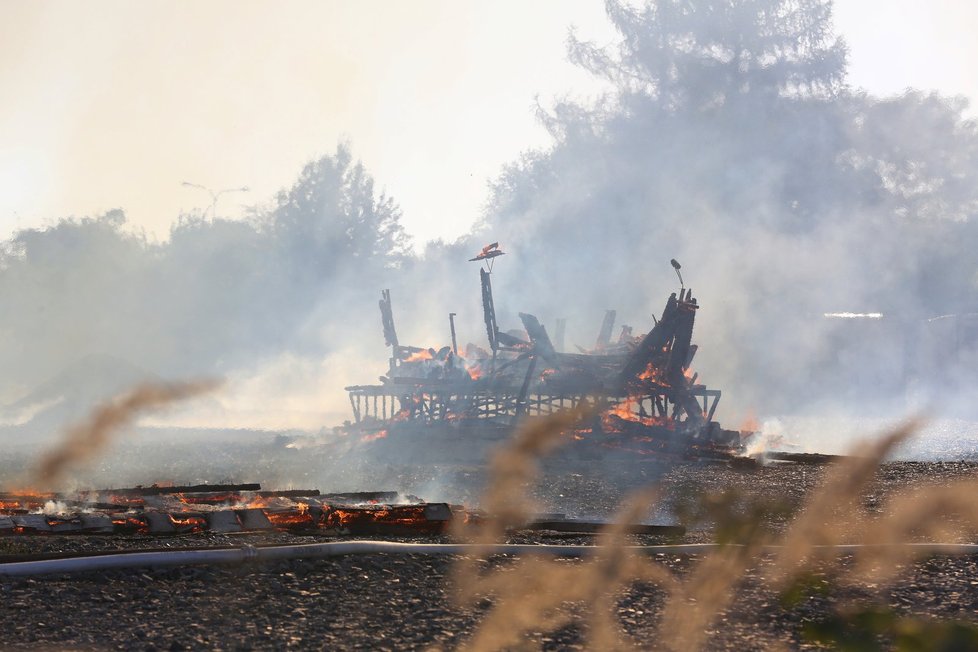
[3,460,978,650]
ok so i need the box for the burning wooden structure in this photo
[345,252,745,458]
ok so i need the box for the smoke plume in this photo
[2,1,978,457]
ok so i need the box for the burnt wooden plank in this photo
[320,491,402,504]
[255,490,321,498]
[88,483,262,497]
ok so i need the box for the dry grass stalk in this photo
[656,537,765,651]
[32,379,222,489]
[455,414,978,650]
[451,408,590,614]
[453,405,593,553]
[454,409,678,651]
[849,476,978,585]
[768,420,918,585]
[480,406,591,536]
[457,485,677,652]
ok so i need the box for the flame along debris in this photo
[0,483,684,538]
[0,485,455,536]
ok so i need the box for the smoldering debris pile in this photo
[0,484,452,537]
[0,482,685,539]
[343,253,749,462]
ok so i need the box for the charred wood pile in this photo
[0,484,684,538]
[345,252,747,459]
[0,484,453,537]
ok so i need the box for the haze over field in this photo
[2,0,978,449]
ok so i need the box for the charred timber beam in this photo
[480,268,499,355]
[705,390,720,423]
[491,351,533,376]
[0,494,56,501]
[595,310,616,350]
[518,312,557,362]
[449,312,459,355]
[495,333,530,349]
[320,491,403,504]
[654,395,666,417]
[761,452,843,465]
[86,502,144,511]
[666,299,697,385]
[554,318,566,353]
[379,289,399,349]
[515,356,538,417]
[620,293,681,383]
[349,393,360,423]
[88,483,262,497]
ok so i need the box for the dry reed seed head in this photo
[507,405,594,455]
[600,486,662,539]
[456,508,681,650]
[458,561,583,651]
[473,406,597,536]
[32,379,223,488]
[457,416,932,650]
[460,551,657,652]
[823,422,919,492]
[657,543,763,652]
[656,486,785,652]
[849,479,978,585]
[588,605,637,652]
[768,420,919,585]
[590,486,664,581]
[454,405,664,651]
[677,488,790,546]
[450,413,578,612]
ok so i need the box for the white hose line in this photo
[3,541,978,577]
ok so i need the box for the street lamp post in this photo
[181,181,250,219]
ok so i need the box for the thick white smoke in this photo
[2,1,978,466]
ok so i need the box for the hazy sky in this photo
[2,0,977,248]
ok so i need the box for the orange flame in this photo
[265,509,315,528]
[361,429,388,443]
[105,495,146,507]
[169,514,207,532]
[638,362,667,385]
[404,349,434,363]
[175,492,241,506]
[739,409,760,434]
[601,397,674,432]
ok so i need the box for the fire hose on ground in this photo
[3,541,978,577]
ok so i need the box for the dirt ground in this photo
[3,459,978,650]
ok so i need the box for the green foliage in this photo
[482,0,978,414]
[0,539,29,556]
[673,486,793,545]
[570,0,847,110]
[805,606,978,651]
[0,145,410,390]
[270,143,410,272]
[779,569,832,608]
